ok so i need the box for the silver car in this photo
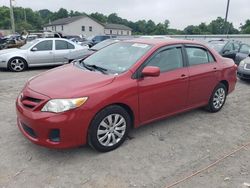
[0,38,88,72]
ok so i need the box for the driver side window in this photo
[33,40,53,51]
[147,47,184,72]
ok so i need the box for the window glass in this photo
[33,40,52,51]
[147,47,183,72]
[233,42,240,51]
[239,44,250,54]
[56,40,75,50]
[89,26,92,32]
[208,52,216,62]
[224,42,234,52]
[84,42,152,74]
[82,26,85,31]
[186,47,209,66]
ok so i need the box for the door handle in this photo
[213,67,217,71]
[180,74,188,80]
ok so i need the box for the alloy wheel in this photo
[10,58,25,72]
[213,88,226,109]
[97,114,126,147]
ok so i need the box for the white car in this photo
[0,38,88,72]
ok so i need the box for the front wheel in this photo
[8,57,27,72]
[206,83,227,113]
[88,105,131,152]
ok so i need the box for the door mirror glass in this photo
[142,66,160,77]
[31,47,37,52]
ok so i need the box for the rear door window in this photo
[186,47,213,66]
[55,40,75,50]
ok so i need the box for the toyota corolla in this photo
[16,39,237,152]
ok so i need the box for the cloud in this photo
[2,0,250,29]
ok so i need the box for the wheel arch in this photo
[219,80,229,93]
[8,56,28,66]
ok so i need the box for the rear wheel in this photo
[206,83,227,113]
[8,57,27,72]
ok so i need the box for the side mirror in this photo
[31,47,37,52]
[141,66,160,77]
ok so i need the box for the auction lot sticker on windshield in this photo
[132,43,149,48]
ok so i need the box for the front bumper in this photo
[237,66,250,80]
[16,88,93,149]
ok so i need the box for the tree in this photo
[241,20,250,34]
[207,17,239,34]
[90,12,107,23]
[183,25,201,34]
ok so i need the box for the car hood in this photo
[27,64,116,98]
[0,48,21,55]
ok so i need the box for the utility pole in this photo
[24,8,27,23]
[223,0,230,34]
[9,0,15,34]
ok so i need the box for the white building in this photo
[43,15,132,37]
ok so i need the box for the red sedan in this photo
[16,39,237,152]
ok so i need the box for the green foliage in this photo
[0,6,241,35]
[241,20,250,34]
[183,17,239,35]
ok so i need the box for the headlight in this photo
[239,60,246,67]
[41,97,88,113]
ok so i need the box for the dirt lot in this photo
[0,67,250,188]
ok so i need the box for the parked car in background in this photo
[16,39,237,152]
[88,35,116,47]
[26,34,39,42]
[67,38,130,61]
[235,43,250,65]
[0,38,88,72]
[207,39,250,64]
[237,55,250,80]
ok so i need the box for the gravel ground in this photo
[0,67,250,188]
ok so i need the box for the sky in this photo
[1,0,249,29]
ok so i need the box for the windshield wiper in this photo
[86,64,108,74]
[79,60,108,74]
[79,60,94,71]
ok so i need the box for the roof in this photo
[44,16,132,31]
[44,16,87,26]
[125,38,205,46]
[104,23,132,31]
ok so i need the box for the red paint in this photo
[16,39,237,149]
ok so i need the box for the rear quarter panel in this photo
[218,57,237,94]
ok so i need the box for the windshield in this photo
[207,41,227,52]
[91,39,120,51]
[83,42,152,74]
[20,39,39,50]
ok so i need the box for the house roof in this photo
[44,16,87,26]
[44,16,132,31]
[104,23,132,31]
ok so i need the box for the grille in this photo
[21,96,42,109]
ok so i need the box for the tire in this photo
[206,83,227,113]
[88,105,131,152]
[8,57,27,72]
